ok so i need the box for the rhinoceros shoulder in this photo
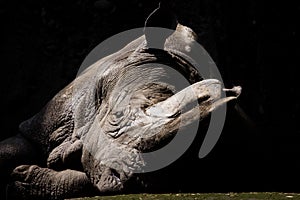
[19,82,78,154]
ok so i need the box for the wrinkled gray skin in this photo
[0,21,241,200]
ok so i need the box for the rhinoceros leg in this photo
[0,134,38,173]
[0,134,39,198]
[7,165,96,200]
[47,139,83,171]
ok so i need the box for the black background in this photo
[1,0,299,193]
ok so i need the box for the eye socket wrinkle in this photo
[115,111,124,118]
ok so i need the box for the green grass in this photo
[70,193,300,200]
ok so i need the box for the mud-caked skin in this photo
[0,6,241,200]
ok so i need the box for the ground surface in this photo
[70,193,300,200]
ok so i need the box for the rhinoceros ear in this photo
[144,1,178,49]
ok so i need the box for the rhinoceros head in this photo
[72,2,242,191]
[78,22,241,192]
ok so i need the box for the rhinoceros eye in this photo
[109,110,124,123]
[115,111,124,118]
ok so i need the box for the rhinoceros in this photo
[0,6,241,200]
